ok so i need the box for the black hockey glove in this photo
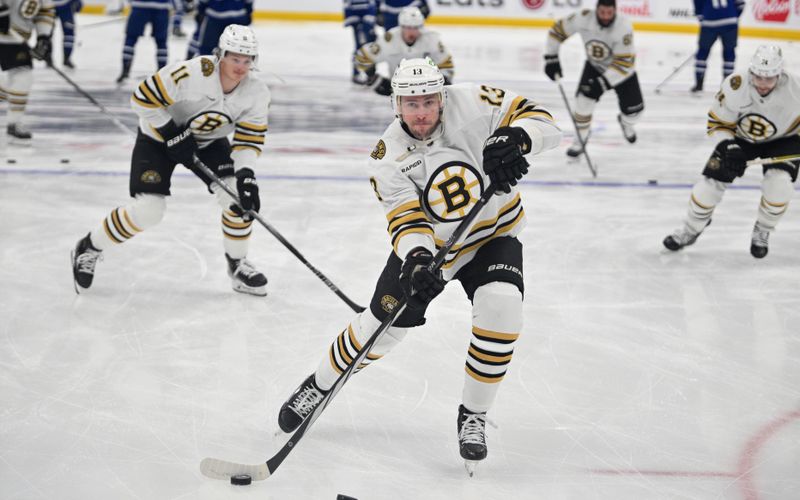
[157,120,198,167]
[230,168,260,219]
[71,0,83,13]
[183,0,196,12]
[580,75,610,99]
[375,11,385,27]
[400,247,446,310]
[0,5,10,34]
[32,35,53,64]
[373,77,392,96]
[419,2,430,18]
[482,126,532,194]
[544,54,562,81]
[716,139,747,177]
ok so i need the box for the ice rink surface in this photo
[1,15,799,500]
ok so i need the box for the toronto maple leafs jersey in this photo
[0,0,55,45]
[368,83,561,279]
[355,27,454,82]
[131,56,270,169]
[545,9,636,87]
[707,72,800,144]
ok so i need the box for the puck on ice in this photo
[7,159,16,164]
[647,179,658,185]
[230,474,252,485]
[337,495,358,500]
[61,158,70,164]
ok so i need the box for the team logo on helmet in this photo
[586,40,612,62]
[423,161,484,223]
[189,112,233,135]
[738,114,777,141]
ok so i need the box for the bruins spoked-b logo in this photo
[141,170,162,184]
[585,40,612,62]
[738,114,777,142]
[423,161,484,223]
[189,112,232,136]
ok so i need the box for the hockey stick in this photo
[746,154,800,167]
[45,61,134,135]
[200,183,499,481]
[555,80,597,178]
[192,158,365,313]
[80,16,128,29]
[654,53,694,95]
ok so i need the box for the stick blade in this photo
[200,457,271,481]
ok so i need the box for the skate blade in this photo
[232,282,267,297]
[70,250,86,295]
[464,460,480,477]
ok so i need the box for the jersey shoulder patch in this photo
[384,31,393,42]
[371,139,387,160]
[201,58,215,77]
[581,9,591,16]
[730,74,742,90]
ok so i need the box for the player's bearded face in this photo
[220,53,254,83]
[399,94,442,140]
[402,27,421,45]
[751,74,779,97]
[596,6,616,27]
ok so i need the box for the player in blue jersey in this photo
[344,0,377,83]
[186,0,252,58]
[53,0,81,68]
[377,0,428,30]
[117,0,171,83]
[692,0,744,92]
[171,0,194,37]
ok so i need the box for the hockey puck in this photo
[337,495,358,500]
[7,159,16,164]
[60,158,70,164]
[230,474,252,485]
[647,179,658,185]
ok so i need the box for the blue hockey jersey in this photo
[694,0,744,27]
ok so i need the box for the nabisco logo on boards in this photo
[752,0,790,22]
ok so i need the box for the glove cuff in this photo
[235,167,255,179]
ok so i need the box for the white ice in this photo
[1,16,799,500]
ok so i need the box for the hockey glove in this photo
[230,168,260,220]
[32,35,53,64]
[400,247,445,310]
[716,139,747,177]
[375,11,385,27]
[373,77,392,96]
[157,120,198,167]
[71,0,83,13]
[0,5,10,34]
[544,54,562,81]
[419,2,430,18]
[580,75,610,100]
[482,126,532,194]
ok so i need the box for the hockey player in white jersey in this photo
[543,0,643,157]
[277,58,561,474]
[0,0,55,140]
[71,25,271,295]
[664,45,800,259]
[355,6,453,96]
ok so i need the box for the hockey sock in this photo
[314,310,408,391]
[3,68,32,123]
[756,169,793,230]
[462,282,521,413]
[573,94,596,141]
[214,181,253,259]
[685,176,727,233]
[90,194,165,251]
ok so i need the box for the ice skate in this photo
[172,25,186,38]
[457,405,487,477]
[226,254,267,296]
[617,114,636,143]
[116,70,129,84]
[64,58,75,69]
[566,131,590,158]
[663,220,709,251]
[71,233,103,293]
[750,223,770,259]
[7,123,32,142]
[278,374,329,433]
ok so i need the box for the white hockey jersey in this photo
[707,72,800,144]
[0,0,55,45]
[355,28,454,82]
[368,83,561,279]
[131,56,270,169]
[545,9,636,87]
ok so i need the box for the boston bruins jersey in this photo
[545,9,636,87]
[355,28,454,82]
[368,83,561,279]
[707,72,800,144]
[0,0,55,45]
[131,56,270,168]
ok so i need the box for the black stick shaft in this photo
[556,80,597,178]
